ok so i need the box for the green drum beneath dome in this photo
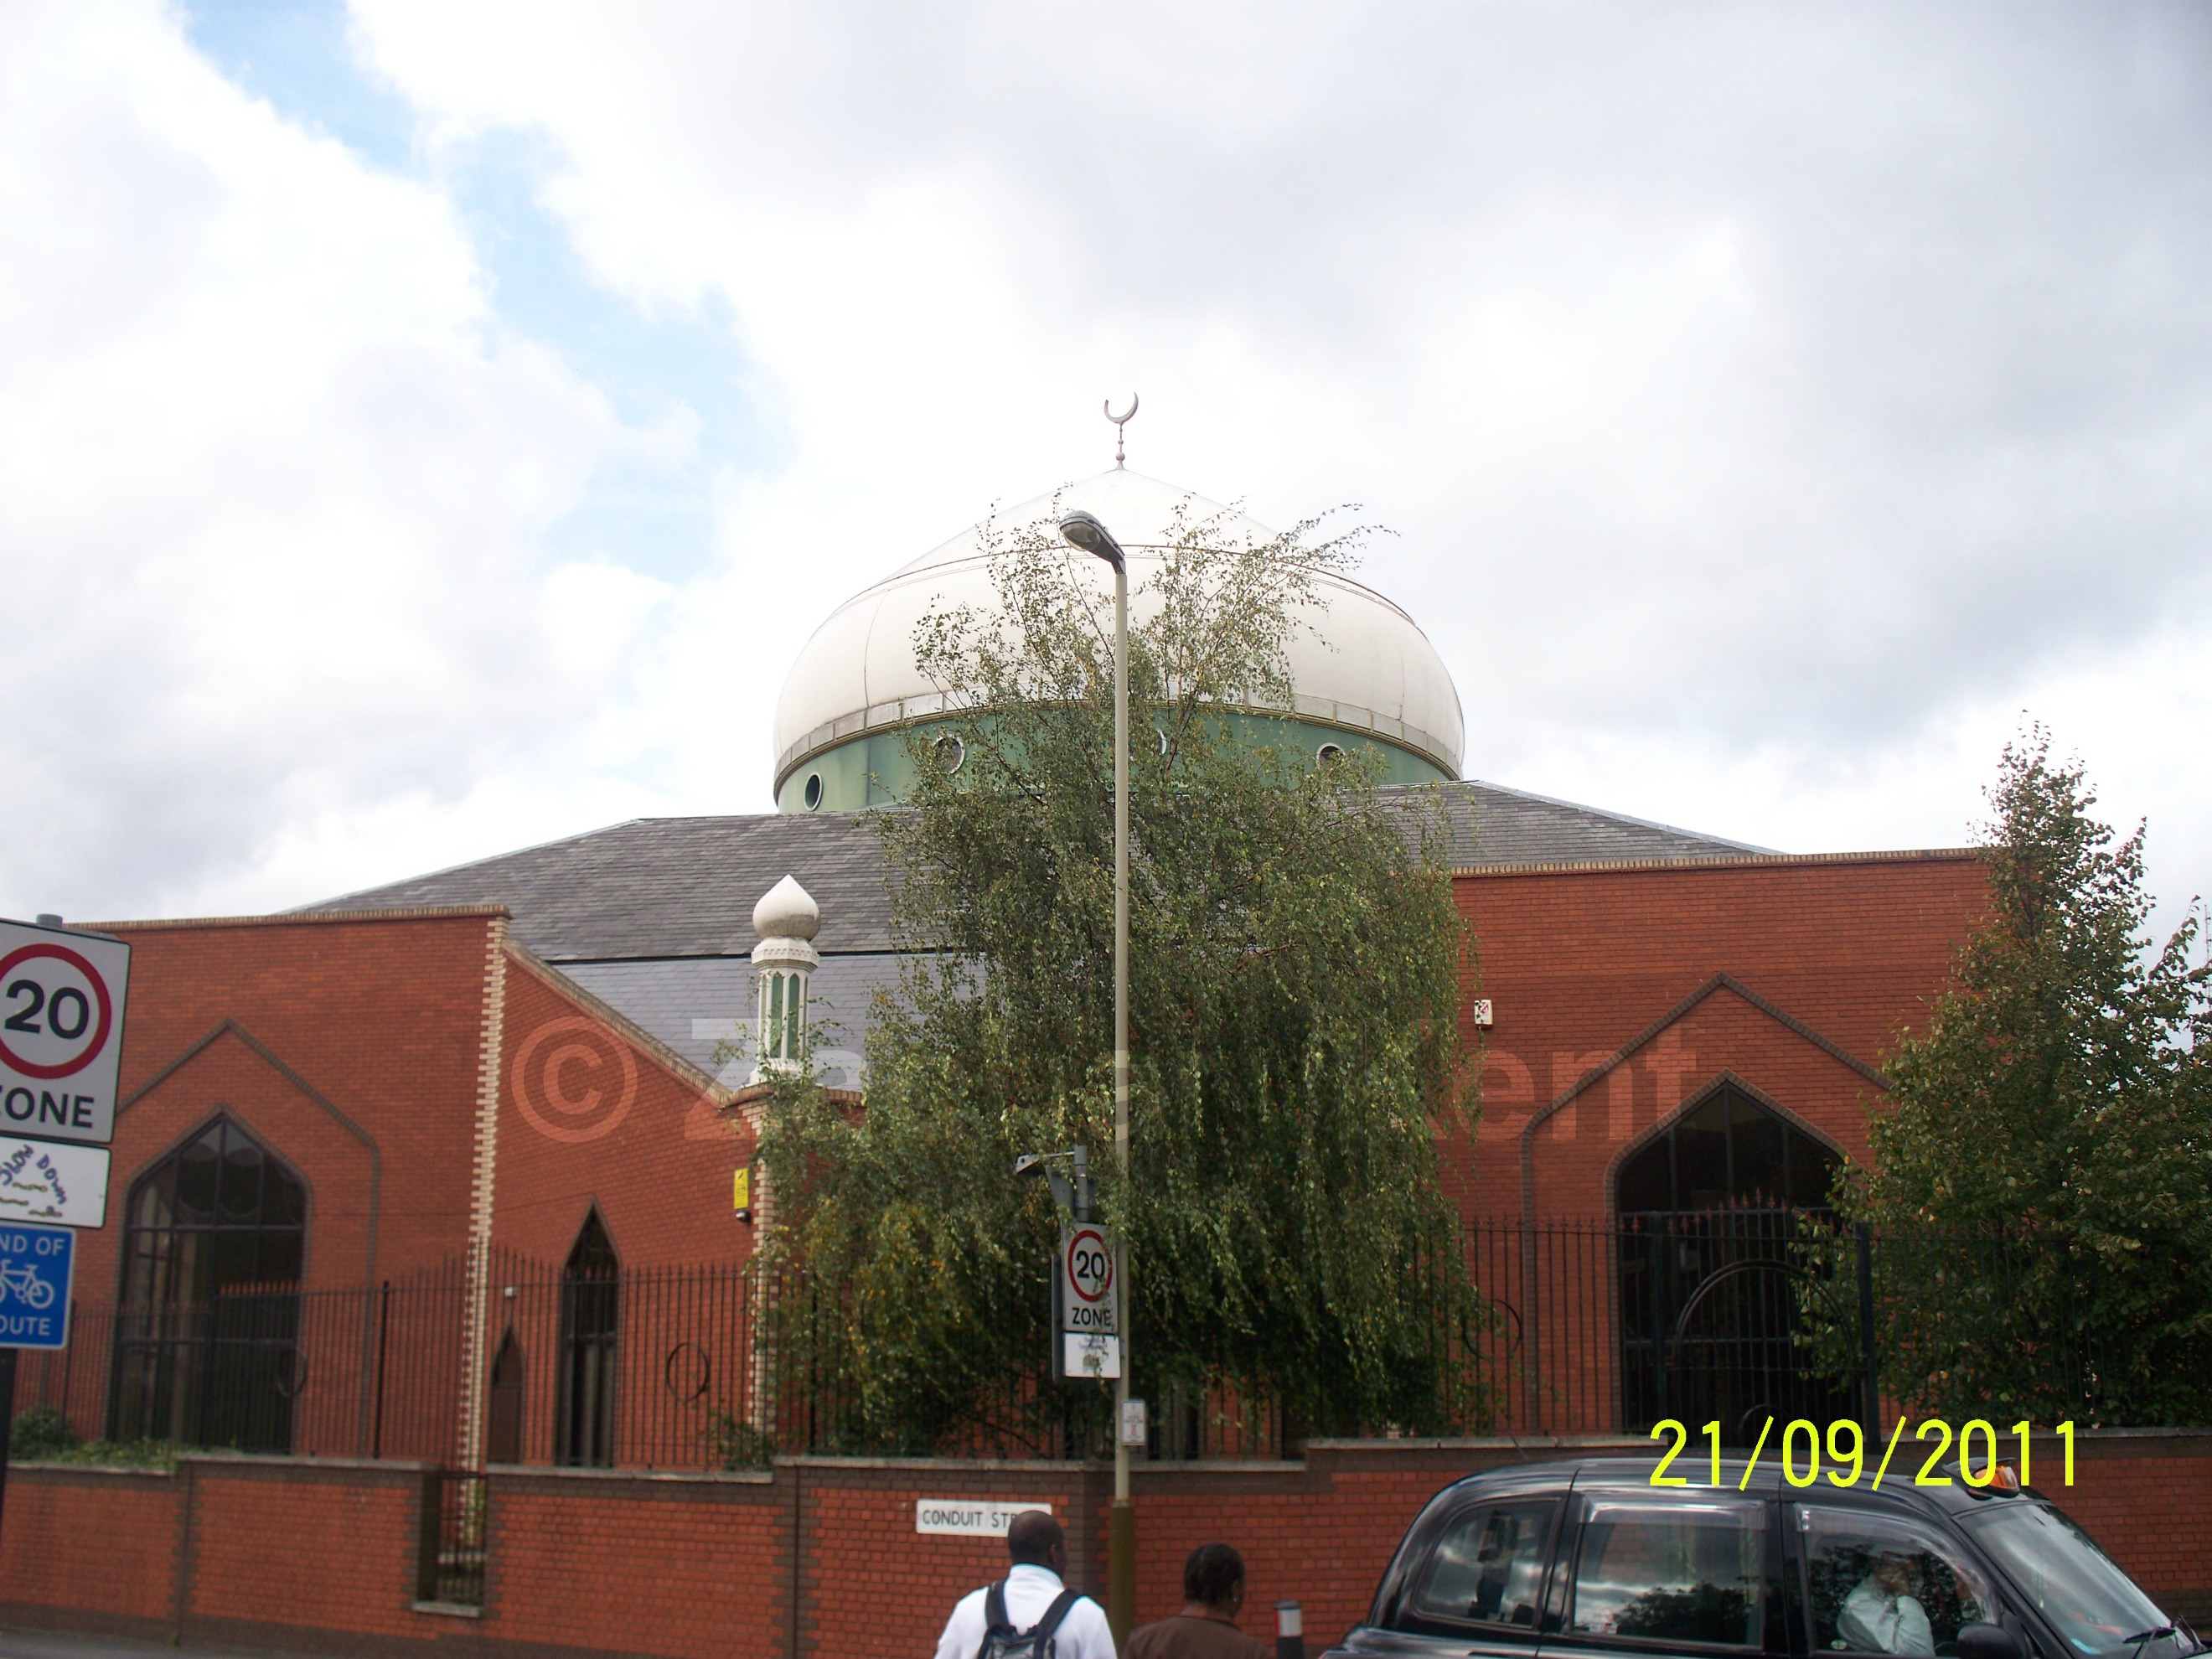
[774,713,1453,814]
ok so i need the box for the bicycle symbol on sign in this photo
[0,1261,55,1309]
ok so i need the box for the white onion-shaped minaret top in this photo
[752,874,821,943]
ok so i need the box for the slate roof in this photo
[309,811,900,960]
[1434,780,1768,869]
[305,781,1764,964]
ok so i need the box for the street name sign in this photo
[915,1499,1052,1538]
[1054,1222,1121,1382]
[0,1222,74,1350]
[0,1136,109,1228]
[0,918,130,1148]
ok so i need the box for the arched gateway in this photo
[1614,1083,1852,1445]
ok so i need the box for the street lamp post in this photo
[1057,507,1134,1643]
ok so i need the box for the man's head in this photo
[1183,1542,1247,1616]
[1872,1551,1916,1594]
[1007,1510,1067,1574]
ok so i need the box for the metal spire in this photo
[1103,395,1138,468]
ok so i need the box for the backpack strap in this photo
[984,1579,1010,1631]
[1029,1589,1082,1643]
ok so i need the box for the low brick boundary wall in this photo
[2,1431,2205,1658]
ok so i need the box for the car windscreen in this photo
[1956,1503,2173,1658]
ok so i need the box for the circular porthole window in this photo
[803,773,824,811]
[1316,742,1345,765]
[936,734,966,773]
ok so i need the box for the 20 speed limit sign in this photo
[0,919,131,1147]
[1054,1222,1122,1382]
[1062,1229,1114,1318]
[1058,1224,1118,1332]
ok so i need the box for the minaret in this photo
[750,875,820,1083]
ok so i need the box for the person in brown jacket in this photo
[1125,1543,1270,1659]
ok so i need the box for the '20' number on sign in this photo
[1067,1229,1113,1304]
[0,944,114,1081]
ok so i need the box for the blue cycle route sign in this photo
[0,1222,72,1350]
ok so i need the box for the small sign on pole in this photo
[0,1136,109,1229]
[1053,1222,1121,1382]
[0,1223,75,1351]
[0,918,131,1148]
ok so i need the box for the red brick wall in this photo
[0,1465,182,1636]
[490,952,750,1270]
[798,1463,1102,1657]
[484,1468,787,1658]
[1132,1462,1378,1641]
[1454,855,1988,1218]
[90,911,503,1302]
[178,1458,435,1648]
[10,1431,2204,1659]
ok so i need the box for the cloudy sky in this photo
[6,0,2210,936]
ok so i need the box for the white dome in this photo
[773,469,1465,786]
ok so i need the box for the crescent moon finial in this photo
[1103,395,1139,468]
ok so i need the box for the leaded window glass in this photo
[109,1117,307,1451]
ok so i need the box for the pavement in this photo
[0,1632,329,1659]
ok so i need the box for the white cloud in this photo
[8,0,2212,932]
[0,0,680,918]
[341,0,2212,908]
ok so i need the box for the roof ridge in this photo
[1450,778,1770,853]
[294,815,655,912]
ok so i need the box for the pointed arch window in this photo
[487,1328,525,1465]
[110,1116,307,1451]
[1615,1084,1851,1441]
[1617,1083,1837,1214]
[556,1212,619,1466]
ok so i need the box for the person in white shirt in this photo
[933,1510,1118,1659]
[1839,1552,1936,1656]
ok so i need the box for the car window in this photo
[1957,1504,2168,1659]
[1403,1498,1558,1631]
[1799,1506,1996,1657]
[1567,1499,1765,1648]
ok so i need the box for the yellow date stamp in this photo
[1648,1417,2075,1489]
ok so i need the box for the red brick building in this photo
[16,779,1987,1470]
[21,472,1994,1471]
[1457,845,1984,1221]
[39,906,743,1466]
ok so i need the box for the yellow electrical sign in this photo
[732,1165,752,1217]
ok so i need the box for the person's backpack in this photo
[975,1580,1082,1659]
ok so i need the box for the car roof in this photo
[1426,1455,2045,1518]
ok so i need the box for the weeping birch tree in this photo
[752,491,1478,1451]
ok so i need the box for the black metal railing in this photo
[7,1217,2140,1470]
[419,1469,487,1607]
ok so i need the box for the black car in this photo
[1321,1457,2199,1659]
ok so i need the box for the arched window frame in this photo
[1609,1074,1842,1217]
[109,1113,309,1451]
[555,1207,620,1468]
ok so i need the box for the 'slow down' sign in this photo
[0,1135,109,1229]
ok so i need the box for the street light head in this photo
[1058,509,1126,574]
[1014,1153,1046,1180]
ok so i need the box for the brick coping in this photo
[6,1426,2202,1487]
[1454,848,1978,879]
[85,905,511,931]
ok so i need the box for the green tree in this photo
[753,494,1478,1453]
[1841,728,2212,1424]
